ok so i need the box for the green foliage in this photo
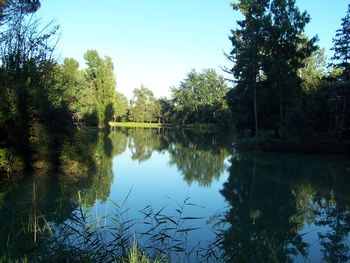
[0,1,74,170]
[296,5,350,138]
[110,122,167,128]
[228,0,317,137]
[330,4,350,136]
[158,98,172,124]
[126,243,165,263]
[55,58,89,119]
[0,148,19,173]
[0,2,123,173]
[299,47,327,92]
[171,69,229,124]
[129,85,158,123]
[332,4,350,80]
[114,91,129,121]
[228,0,270,136]
[84,50,116,127]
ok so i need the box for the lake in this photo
[0,127,349,262]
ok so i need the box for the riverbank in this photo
[236,136,350,154]
[109,122,170,128]
[108,122,226,131]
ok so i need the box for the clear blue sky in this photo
[37,0,348,99]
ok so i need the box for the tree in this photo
[158,97,172,124]
[84,50,116,127]
[171,69,229,124]
[0,0,62,169]
[331,4,350,136]
[227,0,269,137]
[55,58,88,123]
[0,0,40,26]
[129,85,156,123]
[114,90,128,121]
[228,0,316,137]
[298,47,327,92]
[264,0,316,135]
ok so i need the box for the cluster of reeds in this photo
[1,187,224,262]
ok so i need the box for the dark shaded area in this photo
[218,152,350,262]
[0,130,115,261]
[226,1,350,143]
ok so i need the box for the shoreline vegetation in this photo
[109,122,227,130]
[1,124,349,175]
[235,135,350,154]
[109,122,170,128]
[109,122,350,154]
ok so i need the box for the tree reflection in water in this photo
[218,152,350,262]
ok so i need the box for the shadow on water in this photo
[0,129,116,260]
[219,152,350,262]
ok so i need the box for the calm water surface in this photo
[0,127,349,262]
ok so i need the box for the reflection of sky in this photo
[294,223,329,263]
[89,147,229,254]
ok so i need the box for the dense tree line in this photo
[170,69,229,124]
[227,0,350,139]
[107,69,230,125]
[56,50,118,127]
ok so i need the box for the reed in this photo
[1,191,223,262]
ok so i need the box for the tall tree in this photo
[228,0,316,136]
[228,0,269,137]
[130,85,156,123]
[158,97,172,124]
[114,90,128,122]
[84,50,116,127]
[56,58,87,119]
[331,4,350,136]
[298,47,326,92]
[265,0,316,135]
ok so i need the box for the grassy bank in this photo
[109,122,170,128]
[109,122,227,131]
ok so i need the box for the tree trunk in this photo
[340,96,346,138]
